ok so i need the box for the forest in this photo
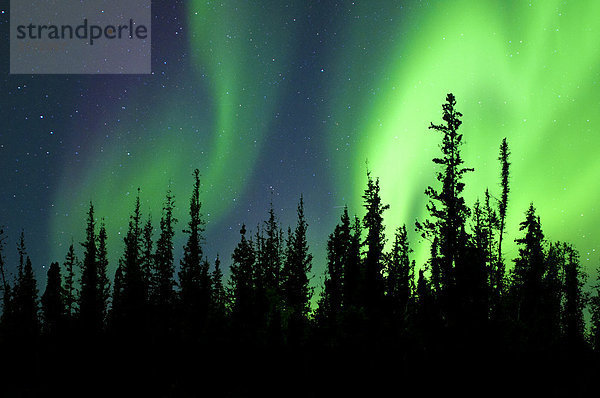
[1,94,599,397]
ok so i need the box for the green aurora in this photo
[48,0,600,282]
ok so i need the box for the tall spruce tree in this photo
[15,246,39,338]
[386,225,414,323]
[63,242,79,320]
[12,233,39,337]
[96,221,110,325]
[511,203,545,344]
[317,207,351,337]
[362,172,389,321]
[210,254,227,325]
[0,228,13,334]
[497,138,510,263]
[416,93,473,319]
[154,191,177,313]
[590,275,600,351]
[41,262,64,336]
[179,169,205,336]
[80,202,101,333]
[141,216,154,301]
[344,215,363,312]
[282,196,313,345]
[255,204,284,344]
[561,244,586,347]
[118,190,147,334]
[229,225,256,342]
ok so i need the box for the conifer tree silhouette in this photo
[41,261,64,336]
[179,169,206,338]
[561,244,586,347]
[386,225,415,328]
[63,242,80,321]
[316,206,351,344]
[141,215,154,301]
[254,204,284,345]
[80,202,101,333]
[510,203,546,346]
[12,232,40,338]
[117,190,147,335]
[0,228,14,336]
[590,276,600,351]
[282,196,313,346]
[361,171,389,325]
[229,224,256,343]
[153,190,177,336]
[416,93,473,327]
[497,138,510,264]
[209,254,227,337]
[542,242,563,346]
[97,221,110,326]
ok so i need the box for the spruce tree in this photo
[141,216,154,301]
[386,225,414,323]
[154,191,177,312]
[497,138,510,263]
[255,204,284,344]
[96,221,110,325]
[118,190,147,334]
[41,262,64,336]
[317,207,351,338]
[229,225,256,342]
[362,171,389,321]
[63,242,79,320]
[0,228,13,334]
[561,244,586,347]
[416,93,473,317]
[590,282,600,351]
[179,169,205,336]
[17,255,39,337]
[511,203,545,344]
[79,202,101,333]
[281,196,313,345]
[210,254,227,323]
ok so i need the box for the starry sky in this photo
[1,0,599,289]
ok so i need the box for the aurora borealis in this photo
[1,0,599,288]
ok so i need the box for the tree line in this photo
[1,93,598,396]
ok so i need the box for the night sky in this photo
[1,0,599,290]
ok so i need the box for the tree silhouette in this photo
[63,242,79,321]
[97,221,110,326]
[153,190,177,336]
[361,171,389,325]
[179,169,206,338]
[416,93,473,326]
[229,224,256,343]
[561,244,586,347]
[116,190,147,335]
[510,203,546,346]
[497,137,510,263]
[80,202,101,333]
[254,204,284,345]
[16,255,39,338]
[282,196,313,345]
[0,228,14,336]
[41,262,64,336]
[386,225,415,327]
[316,207,351,344]
[141,215,154,302]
